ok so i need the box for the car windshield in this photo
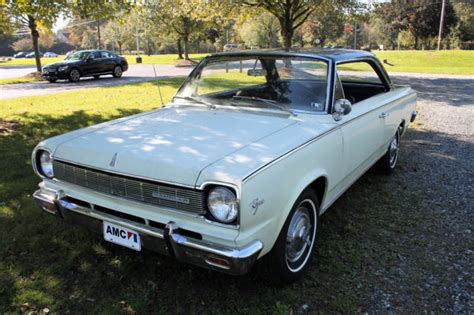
[66,51,90,60]
[175,56,329,113]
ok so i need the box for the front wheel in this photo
[68,69,81,82]
[263,189,319,283]
[112,65,123,78]
[47,78,57,83]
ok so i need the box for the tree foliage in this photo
[238,0,357,49]
[2,0,66,71]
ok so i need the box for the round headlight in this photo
[207,186,238,223]
[38,150,54,178]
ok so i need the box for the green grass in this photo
[0,77,40,85]
[0,54,208,67]
[0,77,455,313]
[372,50,474,75]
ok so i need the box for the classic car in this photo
[42,50,128,83]
[32,49,417,283]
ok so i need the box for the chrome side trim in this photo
[242,126,340,182]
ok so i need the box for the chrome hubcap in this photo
[114,67,122,76]
[389,134,399,168]
[286,206,312,263]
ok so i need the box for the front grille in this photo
[53,160,205,214]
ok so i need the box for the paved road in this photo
[0,64,193,99]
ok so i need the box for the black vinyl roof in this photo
[210,48,377,63]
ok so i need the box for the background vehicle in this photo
[14,51,30,58]
[41,50,128,83]
[223,43,239,51]
[44,52,59,58]
[26,51,43,58]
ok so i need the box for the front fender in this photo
[237,128,343,256]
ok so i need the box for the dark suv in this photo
[42,50,128,83]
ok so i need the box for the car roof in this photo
[209,48,377,63]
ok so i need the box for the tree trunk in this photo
[183,34,190,60]
[282,28,293,50]
[118,42,122,55]
[97,20,101,49]
[177,38,183,59]
[28,15,41,72]
[414,35,418,50]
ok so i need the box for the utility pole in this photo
[353,21,357,49]
[437,0,446,50]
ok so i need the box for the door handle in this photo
[379,112,389,118]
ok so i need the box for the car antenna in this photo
[153,65,164,107]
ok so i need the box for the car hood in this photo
[52,106,302,186]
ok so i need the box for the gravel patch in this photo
[365,76,474,312]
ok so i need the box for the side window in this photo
[91,51,101,59]
[101,51,110,58]
[336,61,388,104]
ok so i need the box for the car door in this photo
[334,60,391,184]
[81,51,102,75]
[100,51,116,72]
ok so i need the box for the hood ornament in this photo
[109,153,118,167]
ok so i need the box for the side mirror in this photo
[333,99,352,121]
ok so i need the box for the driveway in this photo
[0,64,193,99]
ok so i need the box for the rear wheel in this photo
[376,129,400,174]
[262,189,319,283]
[68,68,81,82]
[112,66,123,78]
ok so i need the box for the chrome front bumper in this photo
[33,188,262,275]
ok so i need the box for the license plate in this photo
[103,221,141,251]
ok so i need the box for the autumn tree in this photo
[238,0,357,49]
[2,0,66,71]
[102,19,133,54]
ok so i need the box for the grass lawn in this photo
[0,77,41,85]
[0,54,208,67]
[372,50,474,75]
[0,78,434,313]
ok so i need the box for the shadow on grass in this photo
[0,108,472,313]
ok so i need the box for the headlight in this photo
[37,150,54,178]
[58,65,69,71]
[207,186,238,223]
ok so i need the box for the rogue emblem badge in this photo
[109,152,118,167]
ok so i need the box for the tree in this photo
[2,0,66,71]
[299,6,346,47]
[102,19,133,54]
[69,0,133,49]
[237,11,280,48]
[379,0,457,49]
[239,0,357,49]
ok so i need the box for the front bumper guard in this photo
[33,188,263,275]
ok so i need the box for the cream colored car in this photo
[32,49,417,283]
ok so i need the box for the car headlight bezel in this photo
[57,65,69,72]
[34,149,54,179]
[206,186,239,224]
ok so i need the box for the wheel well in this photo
[399,120,406,135]
[308,176,327,209]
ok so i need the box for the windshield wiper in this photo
[173,95,213,107]
[232,95,296,116]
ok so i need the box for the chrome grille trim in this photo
[52,160,205,214]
